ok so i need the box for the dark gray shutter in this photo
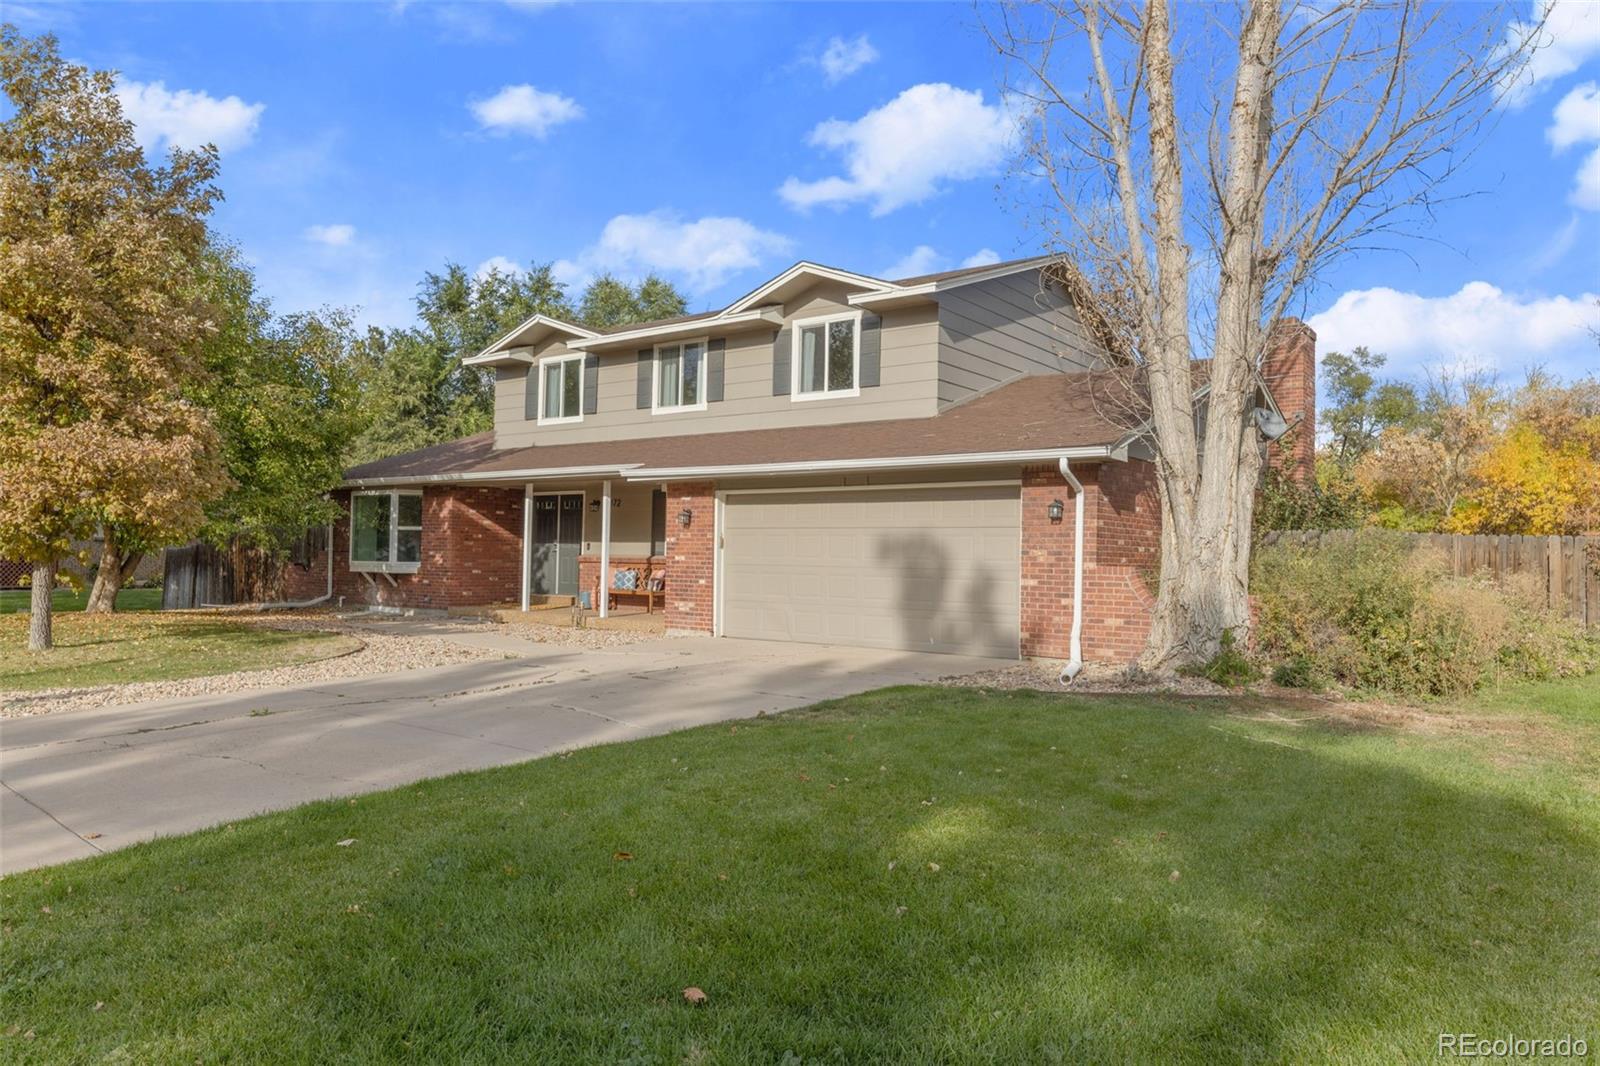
[771,327,791,396]
[859,313,882,388]
[583,353,599,415]
[636,349,653,409]
[524,366,539,420]
[706,338,725,403]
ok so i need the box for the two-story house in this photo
[326,255,1316,662]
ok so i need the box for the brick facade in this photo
[663,481,715,633]
[1261,318,1317,483]
[1020,460,1161,662]
[302,486,524,611]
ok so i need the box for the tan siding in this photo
[936,269,1105,408]
[494,282,939,449]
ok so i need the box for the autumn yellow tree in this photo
[0,28,229,649]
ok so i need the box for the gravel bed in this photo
[940,659,1230,697]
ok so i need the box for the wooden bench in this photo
[600,565,665,614]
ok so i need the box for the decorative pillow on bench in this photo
[612,569,639,591]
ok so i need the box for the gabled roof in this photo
[464,253,1067,361]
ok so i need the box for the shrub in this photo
[1252,531,1600,699]
[1181,630,1263,688]
[1271,657,1321,690]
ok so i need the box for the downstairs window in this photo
[351,490,422,573]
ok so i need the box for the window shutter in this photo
[771,327,791,396]
[636,349,653,409]
[524,366,539,420]
[583,353,599,415]
[859,313,882,388]
[707,338,726,402]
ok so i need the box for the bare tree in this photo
[986,0,1538,668]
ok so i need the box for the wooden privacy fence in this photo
[161,542,237,610]
[1262,530,1600,629]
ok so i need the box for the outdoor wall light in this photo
[677,507,694,527]
[588,499,600,512]
[1047,499,1065,523]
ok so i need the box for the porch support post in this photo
[599,479,612,619]
[520,483,532,611]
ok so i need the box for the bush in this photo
[1271,657,1321,690]
[1181,630,1263,688]
[1252,531,1600,699]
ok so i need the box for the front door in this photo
[530,493,584,597]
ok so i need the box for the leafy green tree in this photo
[1321,347,1421,465]
[577,272,686,330]
[1,29,227,644]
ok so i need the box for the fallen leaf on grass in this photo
[1169,870,1181,883]
[93,1002,104,1012]
[682,986,707,1005]
[797,772,811,782]
[613,851,634,862]
[928,863,941,873]
[336,839,356,847]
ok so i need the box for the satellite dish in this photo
[1254,407,1288,440]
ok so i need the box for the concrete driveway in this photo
[1,628,1002,874]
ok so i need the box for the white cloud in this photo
[474,255,524,280]
[778,83,1015,216]
[469,84,583,138]
[1308,282,1600,378]
[819,34,879,85]
[961,248,1002,269]
[1572,145,1600,209]
[554,211,793,292]
[882,245,942,279]
[1549,81,1600,148]
[114,77,264,154]
[1500,0,1600,106]
[303,223,356,248]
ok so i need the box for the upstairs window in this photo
[539,354,584,424]
[793,312,859,399]
[351,490,422,573]
[655,339,706,412]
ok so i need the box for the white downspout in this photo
[254,522,335,611]
[1058,457,1085,683]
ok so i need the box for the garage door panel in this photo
[722,486,1020,657]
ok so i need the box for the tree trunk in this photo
[85,534,141,614]
[28,561,56,652]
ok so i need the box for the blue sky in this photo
[13,0,1600,382]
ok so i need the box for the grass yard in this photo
[0,612,359,692]
[3,678,1597,1063]
[0,587,161,614]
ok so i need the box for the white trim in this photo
[527,490,585,599]
[536,353,585,425]
[567,308,779,350]
[599,479,612,619]
[790,310,862,402]
[462,346,535,368]
[520,484,533,611]
[847,255,1059,307]
[348,488,423,574]
[718,478,1021,498]
[651,336,711,415]
[712,490,725,637]
[724,261,895,315]
[470,314,600,363]
[341,464,639,489]
[625,446,1119,481]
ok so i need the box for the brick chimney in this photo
[1261,318,1316,483]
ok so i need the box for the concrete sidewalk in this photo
[1,635,997,874]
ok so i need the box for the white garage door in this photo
[720,485,1021,657]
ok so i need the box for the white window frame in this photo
[790,310,861,402]
[536,353,585,425]
[349,489,423,574]
[651,336,710,415]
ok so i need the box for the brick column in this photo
[1261,318,1317,483]
[664,481,715,634]
[1020,465,1079,660]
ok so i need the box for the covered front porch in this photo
[512,477,671,621]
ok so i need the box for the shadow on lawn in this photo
[5,655,1596,1063]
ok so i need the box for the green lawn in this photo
[0,587,162,614]
[0,612,359,692]
[3,678,1597,1062]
